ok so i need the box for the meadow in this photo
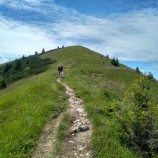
[0,46,158,157]
[0,67,67,157]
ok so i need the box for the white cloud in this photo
[0,55,9,64]
[0,0,44,5]
[0,0,48,11]
[50,9,158,62]
[0,16,61,59]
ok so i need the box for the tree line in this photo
[0,54,56,89]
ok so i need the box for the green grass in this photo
[42,46,158,158]
[1,45,158,158]
[0,69,68,158]
[52,113,72,158]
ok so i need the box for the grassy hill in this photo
[0,46,158,158]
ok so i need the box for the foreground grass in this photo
[52,113,72,158]
[0,70,67,158]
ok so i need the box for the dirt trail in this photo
[58,79,92,158]
[32,114,63,158]
[32,79,92,158]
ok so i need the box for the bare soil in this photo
[59,79,92,158]
[32,114,63,158]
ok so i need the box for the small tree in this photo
[3,63,12,73]
[115,58,119,66]
[0,79,7,89]
[15,59,21,70]
[22,55,25,60]
[35,51,38,55]
[111,58,119,67]
[105,55,109,59]
[136,67,141,73]
[146,72,154,80]
[116,77,158,157]
[41,48,45,54]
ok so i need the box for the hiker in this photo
[58,64,63,77]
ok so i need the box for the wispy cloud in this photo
[0,16,61,59]
[0,55,9,64]
[50,9,158,62]
[0,0,158,78]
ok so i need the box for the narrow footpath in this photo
[58,79,92,158]
[32,114,64,158]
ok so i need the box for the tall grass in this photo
[52,113,72,158]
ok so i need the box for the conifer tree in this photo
[111,58,119,66]
[41,48,45,53]
[105,55,109,59]
[136,67,141,73]
[15,59,21,70]
[0,79,6,89]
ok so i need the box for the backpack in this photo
[58,65,63,71]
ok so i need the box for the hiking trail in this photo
[58,78,92,158]
[32,114,64,158]
[32,79,92,158]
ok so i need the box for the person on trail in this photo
[58,64,63,77]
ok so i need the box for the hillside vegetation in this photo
[0,46,158,158]
[0,54,55,89]
[0,64,67,157]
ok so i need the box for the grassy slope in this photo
[0,46,158,158]
[42,46,158,158]
[0,65,68,157]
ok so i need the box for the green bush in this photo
[111,58,119,66]
[145,72,155,81]
[115,78,158,157]
[135,67,141,73]
[105,55,109,58]
[0,79,7,89]
[3,63,13,73]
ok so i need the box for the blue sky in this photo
[0,0,158,79]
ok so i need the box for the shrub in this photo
[115,77,158,157]
[105,55,109,59]
[136,67,141,73]
[35,51,38,55]
[15,59,21,70]
[3,63,12,73]
[145,72,155,81]
[41,48,45,53]
[111,58,119,67]
[0,79,7,89]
